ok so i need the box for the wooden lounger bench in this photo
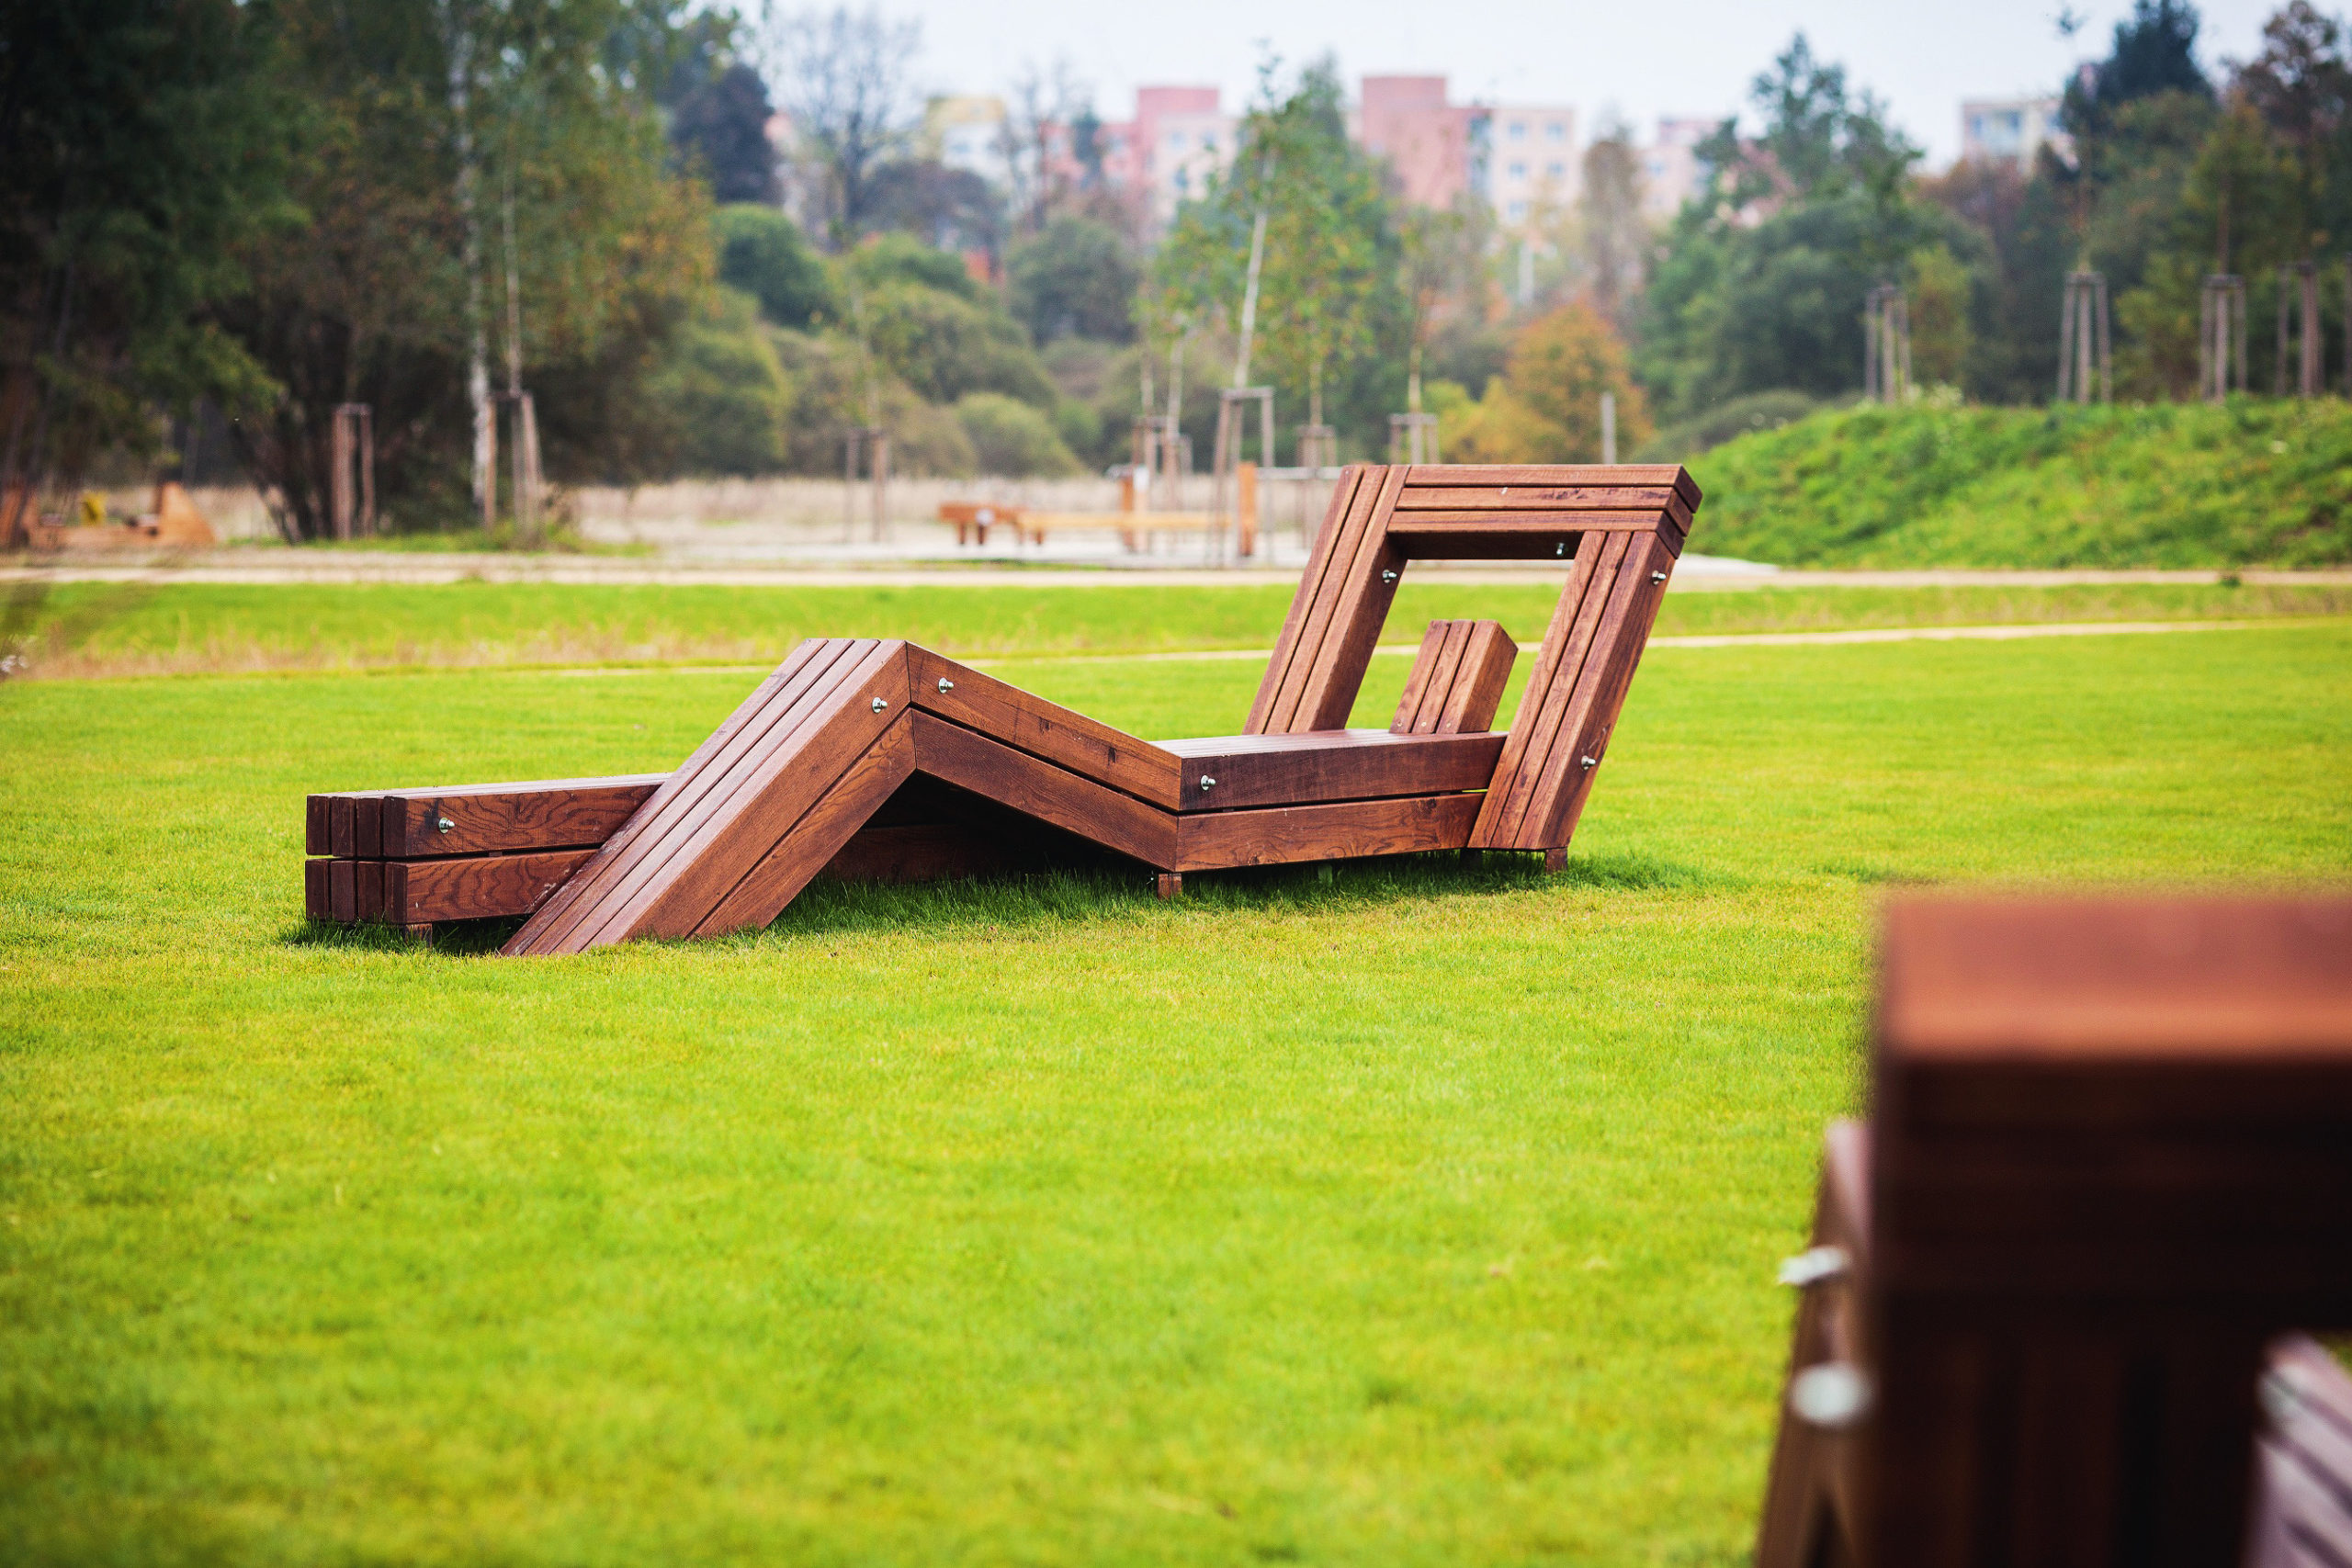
[301,463,1698,951]
[1757,895,2352,1567]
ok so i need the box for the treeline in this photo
[9,0,2352,540]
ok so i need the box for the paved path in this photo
[543,616,2334,678]
[6,555,2349,591]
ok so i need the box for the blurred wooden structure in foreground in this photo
[1758,895,2352,1567]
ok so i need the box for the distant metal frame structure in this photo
[1863,285,1910,405]
[2199,275,2248,403]
[2055,271,2111,404]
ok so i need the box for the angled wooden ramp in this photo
[306,463,1699,951]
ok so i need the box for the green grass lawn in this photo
[2,604,2347,1565]
[9,576,2351,678]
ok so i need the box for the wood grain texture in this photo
[695,712,917,935]
[305,796,332,856]
[508,644,819,950]
[378,775,667,858]
[608,641,908,944]
[1521,532,1675,849]
[1160,728,1503,811]
[329,858,356,922]
[1391,620,1462,733]
[907,711,1177,866]
[304,858,331,919]
[1288,466,1409,732]
[1174,791,1481,871]
[820,822,1039,885]
[1472,530,1624,848]
[1390,619,1515,736]
[1403,462,1701,507]
[1246,465,1368,734]
[1257,465,1396,733]
[507,638,905,953]
[383,849,598,923]
[908,648,1178,807]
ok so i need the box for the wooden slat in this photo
[1466,530,1605,849]
[908,711,1176,866]
[595,642,908,945]
[303,859,331,920]
[1385,509,1675,531]
[514,637,845,952]
[1175,791,1481,871]
[304,796,332,856]
[355,859,384,920]
[695,713,918,935]
[1159,728,1504,811]
[908,648,1179,807]
[1439,622,1517,735]
[1521,531,1675,848]
[1392,621,1459,733]
[1246,465,1369,734]
[1405,462,1701,507]
[1261,465,1399,733]
[1392,483,1688,517]
[1412,621,1472,732]
[509,639,899,954]
[329,859,356,922]
[379,775,668,858]
[1473,530,1624,848]
[383,849,598,924]
[1497,532,1647,849]
[1288,465,1410,732]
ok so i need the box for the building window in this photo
[1545,121,1565,141]
[1508,199,1527,220]
[1202,134,1216,152]
[1169,130,1185,150]
[1508,161,1526,179]
[1545,162,1565,177]
[1175,167,1190,194]
[1508,121,1525,140]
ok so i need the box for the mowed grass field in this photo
[1,584,2348,1566]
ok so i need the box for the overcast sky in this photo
[879,0,2286,165]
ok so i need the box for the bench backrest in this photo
[1247,463,1698,851]
[1758,896,2352,1568]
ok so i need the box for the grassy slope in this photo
[2,620,2346,1565]
[13,578,2352,678]
[1689,398,2352,568]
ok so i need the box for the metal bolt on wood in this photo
[1580,755,1598,769]
[871,697,888,713]
[436,817,454,834]
[1651,570,1668,583]
[936,679,954,693]
[1200,775,1216,789]
[1778,1246,1849,1288]
[1381,570,1398,583]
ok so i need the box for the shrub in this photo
[956,392,1082,476]
[713,205,833,329]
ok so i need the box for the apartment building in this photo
[1357,75,1484,209]
[1641,117,1716,220]
[1482,104,1578,229]
[1961,96,2065,173]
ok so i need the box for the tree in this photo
[1576,118,1649,333]
[714,205,834,328]
[0,0,293,530]
[2065,0,2212,139]
[1452,303,1651,462]
[671,63,781,204]
[217,0,712,534]
[762,6,919,243]
[1227,59,1400,442]
[1638,36,1949,419]
[997,60,1087,235]
[1008,217,1139,344]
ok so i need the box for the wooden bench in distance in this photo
[302,463,1700,950]
[1755,895,2352,1568]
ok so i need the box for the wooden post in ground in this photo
[2200,275,2248,401]
[331,403,375,539]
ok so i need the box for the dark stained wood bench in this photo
[300,463,1698,951]
[1757,896,2352,1568]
